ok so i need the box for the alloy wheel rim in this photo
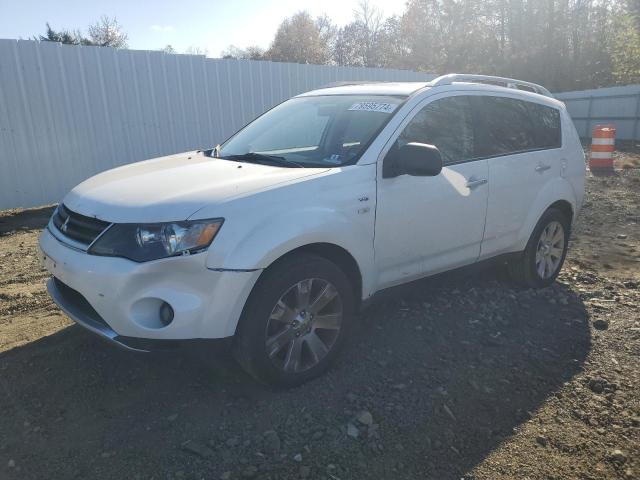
[535,221,565,279]
[265,278,343,373]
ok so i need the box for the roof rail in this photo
[429,74,552,97]
[320,81,384,88]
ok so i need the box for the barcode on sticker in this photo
[348,102,397,113]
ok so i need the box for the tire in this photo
[233,253,355,387]
[507,208,570,288]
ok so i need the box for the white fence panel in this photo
[555,85,640,141]
[0,40,435,209]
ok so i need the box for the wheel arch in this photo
[260,243,364,308]
[514,178,578,252]
[547,199,574,225]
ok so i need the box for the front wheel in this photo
[233,254,355,387]
[507,208,570,288]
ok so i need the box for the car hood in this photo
[63,151,329,223]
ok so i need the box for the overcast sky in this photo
[0,0,408,56]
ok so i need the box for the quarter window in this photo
[471,96,562,157]
[528,102,561,149]
[396,96,475,165]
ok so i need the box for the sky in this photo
[0,0,408,57]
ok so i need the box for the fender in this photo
[513,177,577,252]
[225,209,375,297]
[198,164,378,298]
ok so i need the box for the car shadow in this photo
[0,265,590,480]
[0,205,55,235]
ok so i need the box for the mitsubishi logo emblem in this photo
[60,216,70,233]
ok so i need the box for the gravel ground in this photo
[0,158,638,480]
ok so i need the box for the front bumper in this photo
[47,277,167,352]
[39,228,262,340]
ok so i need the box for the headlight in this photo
[89,219,223,262]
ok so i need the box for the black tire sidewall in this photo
[234,254,355,387]
[524,208,570,288]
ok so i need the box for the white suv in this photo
[40,74,586,386]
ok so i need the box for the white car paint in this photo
[374,91,490,288]
[39,79,585,345]
[64,151,329,223]
[477,95,585,258]
[40,228,260,338]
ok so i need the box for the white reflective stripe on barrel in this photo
[591,137,615,145]
[590,151,614,159]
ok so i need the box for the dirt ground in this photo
[0,154,638,480]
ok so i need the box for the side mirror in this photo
[383,142,443,178]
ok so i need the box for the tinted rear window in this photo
[472,96,561,157]
[527,102,561,149]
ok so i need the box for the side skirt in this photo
[360,251,523,311]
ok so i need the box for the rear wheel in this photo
[233,254,355,387]
[507,208,570,288]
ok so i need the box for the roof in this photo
[297,82,430,97]
[297,75,557,104]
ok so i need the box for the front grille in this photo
[52,204,110,246]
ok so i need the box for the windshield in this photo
[217,95,404,168]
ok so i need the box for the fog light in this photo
[159,302,174,326]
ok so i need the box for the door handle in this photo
[535,164,551,172]
[465,178,488,189]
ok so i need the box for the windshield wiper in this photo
[219,152,304,168]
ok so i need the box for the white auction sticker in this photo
[348,102,397,113]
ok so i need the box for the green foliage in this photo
[612,14,640,84]
[397,0,621,91]
[36,16,127,49]
[37,23,92,45]
[221,45,265,60]
[230,0,638,91]
[86,16,128,48]
[266,12,331,64]
[38,1,638,90]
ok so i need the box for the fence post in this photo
[585,96,594,139]
[634,93,640,150]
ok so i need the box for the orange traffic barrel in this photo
[589,125,615,174]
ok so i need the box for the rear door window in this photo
[471,96,537,157]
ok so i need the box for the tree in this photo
[87,15,128,48]
[266,11,330,64]
[35,1,640,91]
[395,0,628,91]
[400,0,500,74]
[315,14,338,62]
[612,14,640,84]
[185,45,209,56]
[36,23,90,45]
[221,45,265,60]
[333,22,368,66]
[375,16,411,68]
[353,0,384,66]
[244,46,266,60]
[161,44,175,54]
[36,17,128,48]
[627,0,640,26]
[333,1,385,67]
